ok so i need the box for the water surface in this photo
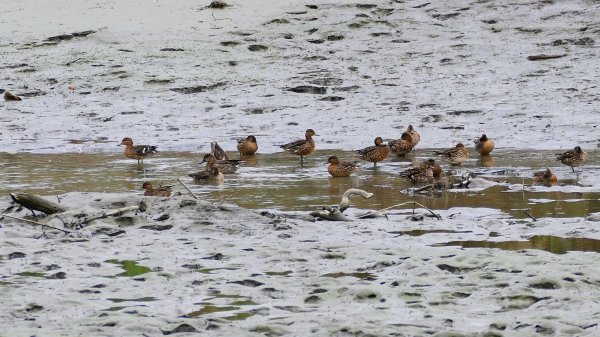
[1,149,598,218]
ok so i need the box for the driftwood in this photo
[6,193,147,233]
[1,214,73,233]
[527,54,567,61]
[79,201,147,228]
[358,201,441,220]
[310,189,374,221]
[10,193,67,215]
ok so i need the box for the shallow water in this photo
[1,149,598,218]
[433,235,600,254]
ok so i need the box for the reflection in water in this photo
[0,149,599,218]
[433,235,600,254]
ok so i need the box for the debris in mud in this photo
[550,37,594,46]
[8,252,26,259]
[170,82,226,94]
[320,96,344,101]
[4,91,22,101]
[265,18,290,25]
[144,79,174,85]
[432,13,460,21]
[0,63,28,69]
[205,1,229,9]
[45,30,97,42]
[220,41,240,46]
[287,85,326,94]
[327,35,345,41]
[247,44,268,51]
[10,193,66,215]
[21,30,98,48]
[160,48,185,51]
[447,109,482,116]
[18,90,46,98]
[161,324,198,335]
[307,39,324,44]
[527,54,567,61]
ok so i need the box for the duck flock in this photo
[119,126,589,197]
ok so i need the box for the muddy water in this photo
[1,149,598,218]
[433,235,600,254]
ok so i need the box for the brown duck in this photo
[434,143,469,165]
[141,182,172,197]
[237,135,258,156]
[421,159,442,178]
[280,129,317,163]
[557,146,588,172]
[201,153,241,174]
[474,134,494,155]
[357,137,390,166]
[533,168,558,185]
[388,132,414,157]
[327,155,359,177]
[211,141,229,160]
[118,137,158,164]
[189,167,224,182]
[405,125,420,147]
[399,162,434,184]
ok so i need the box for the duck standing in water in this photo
[557,146,588,172]
[434,143,469,165]
[533,168,558,185]
[280,129,317,164]
[327,155,359,177]
[357,137,390,166]
[118,137,158,164]
[388,132,414,157]
[237,135,258,156]
[475,134,494,155]
[141,182,172,197]
[405,125,420,147]
[201,153,241,174]
[211,141,229,160]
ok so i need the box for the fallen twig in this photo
[523,210,537,221]
[1,214,72,233]
[177,178,198,199]
[358,201,441,220]
[79,202,146,228]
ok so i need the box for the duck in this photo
[201,153,241,174]
[533,168,558,185]
[189,167,224,182]
[434,143,469,165]
[141,182,172,197]
[237,135,258,156]
[118,137,158,164]
[474,134,494,155]
[357,137,390,166]
[557,146,588,172]
[399,162,434,184]
[280,129,317,163]
[422,159,442,178]
[405,125,420,147]
[211,141,229,160]
[388,132,414,157]
[327,155,359,177]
